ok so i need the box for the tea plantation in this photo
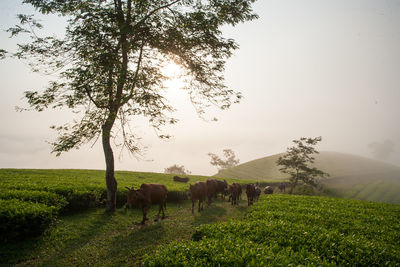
[144,195,400,266]
[0,168,255,241]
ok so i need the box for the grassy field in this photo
[0,199,248,266]
[1,168,400,266]
[0,168,263,193]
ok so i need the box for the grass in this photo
[0,198,249,266]
[0,168,264,194]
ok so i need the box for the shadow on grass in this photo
[0,209,117,266]
[192,205,227,226]
[105,213,168,265]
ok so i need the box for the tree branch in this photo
[132,0,181,29]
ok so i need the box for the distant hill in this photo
[215,151,400,204]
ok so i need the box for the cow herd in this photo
[125,179,285,225]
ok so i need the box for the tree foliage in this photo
[7,0,258,155]
[208,149,240,171]
[276,137,329,192]
[164,164,191,175]
[5,0,258,210]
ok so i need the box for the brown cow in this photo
[246,184,256,206]
[278,182,286,193]
[173,176,189,183]
[233,182,242,200]
[188,182,208,214]
[215,179,228,200]
[228,183,241,205]
[206,179,217,206]
[125,183,167,225]
[263,186,274,194]
[255,185,261,200]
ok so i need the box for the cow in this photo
[263,186,274,194]
[278,182,286,193]
[206,179,217,206]
[125,183,168,225]
[246,184,256,206]
[228,183,241,205]
[173,176,189,183]
[233,182,242,200]
[188,181,208,214]
[215,179,228,200]
[255,185,261,201]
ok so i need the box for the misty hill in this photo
[215,151,400,204]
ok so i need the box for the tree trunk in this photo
[102,122,117,212]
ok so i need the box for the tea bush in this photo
[144,195,400,266]
[0,199,58,241]
[0,189,68,210]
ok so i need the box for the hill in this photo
[215,151,400,204]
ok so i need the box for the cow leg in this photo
[191,199,195,214]
[141,205,150,225]
[161,201,166,219]
[154,204,163,222]
[198,200,201,212]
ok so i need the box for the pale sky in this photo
[1,0,399,175]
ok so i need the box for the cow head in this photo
[125,186,145,208]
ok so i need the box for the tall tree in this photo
[5,0,258,211]
[276,137,329,193]
[208,148,240,171]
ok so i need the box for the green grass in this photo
[145,195,400,266]
[0,168,261,194]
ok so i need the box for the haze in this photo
[1,0,399,176]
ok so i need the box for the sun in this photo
[162,61,186,91]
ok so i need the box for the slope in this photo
[215,151,400,204]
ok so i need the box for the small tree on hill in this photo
[4,0,258,211]
[276,137,329,193]
[208,149,240,171]
[164,164,190,175]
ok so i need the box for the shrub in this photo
[0,189,68,210]
[0,199,58,241]
[144,195,400,266]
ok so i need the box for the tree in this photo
[276,137,329,193]
[4,1,258,211]
[208,149,240,171]
[164,164,190,175]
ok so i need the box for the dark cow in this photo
[255,185,261,200]
[278,182,286,193]
[228,183,241,205]
[188,182,208,214]
[263,186,274,194]
[234,182,242,200]
[206,179,217,206]
[126,183,167,225]
[246,184,256,206]
[215,179,228,200]
[173,176,189,183]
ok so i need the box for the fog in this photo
[1,0,399,175]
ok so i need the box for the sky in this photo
[0,0,399,176]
